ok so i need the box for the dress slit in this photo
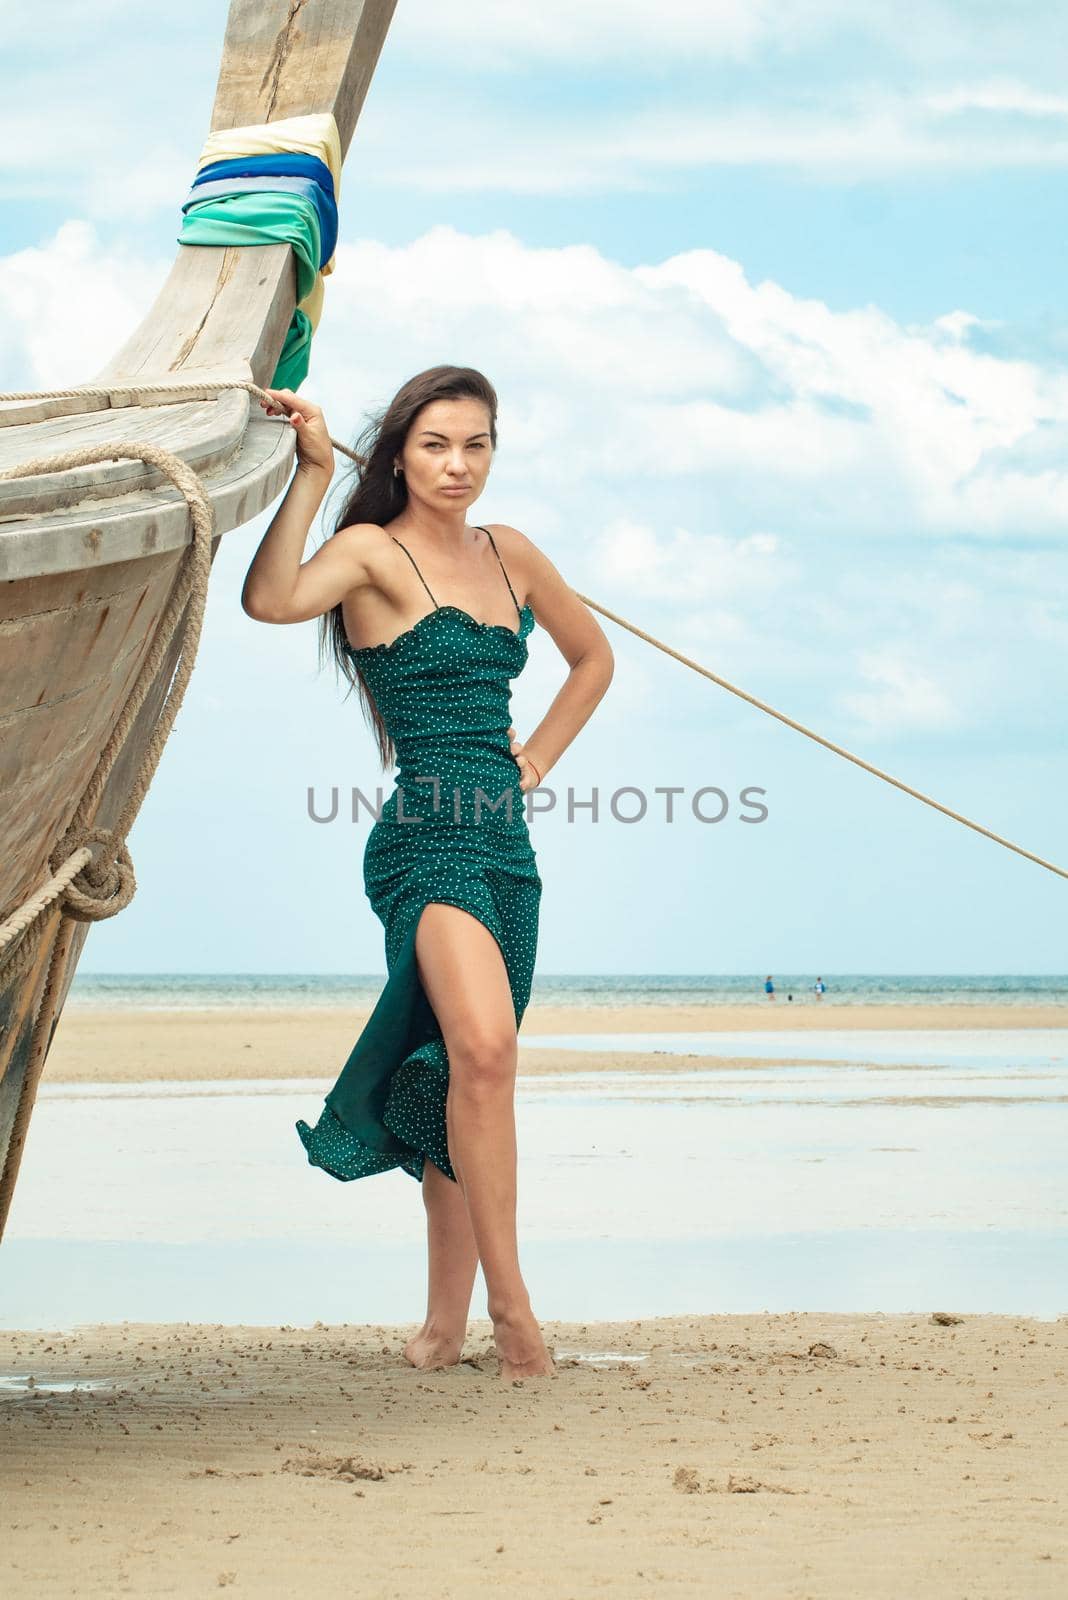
[298,880,531,1185]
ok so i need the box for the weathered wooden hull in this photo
[0,0,398,1238]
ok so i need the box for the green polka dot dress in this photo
[295,526,542,1186]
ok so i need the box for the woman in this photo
[242,365,614,1381]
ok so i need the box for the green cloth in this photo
[273,309,313,390]
[295,598,541,1185]
[177,191,323,387]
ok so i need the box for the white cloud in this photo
[390,0,830,67]
[4,219,1067,553]
[590,518,787,607]
[389,2,1068,76]
[348,85,1068,198]
[643,248,1068,531]
[8,216,1068,550]
[313,225,1068,542]
[933,310,990,341]
[838,650,957,737]
[0,221,167,386]
[8,0,1068,79]
[923,79,1068,118]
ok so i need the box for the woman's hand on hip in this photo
[508,724,543,792]
[259,387,335,478]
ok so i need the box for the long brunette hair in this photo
[319,365,499,768]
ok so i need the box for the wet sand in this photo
[2,1313,1065,1597]
[48,1002,1068,1084]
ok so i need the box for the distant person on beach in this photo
[764,975,775,1001]
[814,977,826,1000]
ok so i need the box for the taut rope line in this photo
[571,595,1067,883]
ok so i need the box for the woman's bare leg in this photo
[414,901,554,1380]
[402,1156,479,1369]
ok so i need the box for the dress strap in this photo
[477,525,523,623]
[389,534,439,608]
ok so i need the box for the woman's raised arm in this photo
[241,386,369,624]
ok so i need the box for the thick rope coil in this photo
[50,826,137,924]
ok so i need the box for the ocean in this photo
[66,971,1068,1011]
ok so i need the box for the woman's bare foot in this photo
[403,1322,466,1370]
[491,1305,555,1380]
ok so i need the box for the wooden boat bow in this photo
[0,0,399,1239]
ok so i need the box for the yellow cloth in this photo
[197,112,342,208]
[298,270,325,333]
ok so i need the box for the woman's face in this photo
[396,397,494,512]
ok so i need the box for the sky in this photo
[2,1,1066,977]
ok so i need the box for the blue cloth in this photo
[193,152,336,202]
[181,175,337,268]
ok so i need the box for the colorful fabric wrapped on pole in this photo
[182,176,339,268]
[176,113,342,389]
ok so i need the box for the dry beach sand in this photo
[2,1313,1066,1597]
[47,1000,1068,1084]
